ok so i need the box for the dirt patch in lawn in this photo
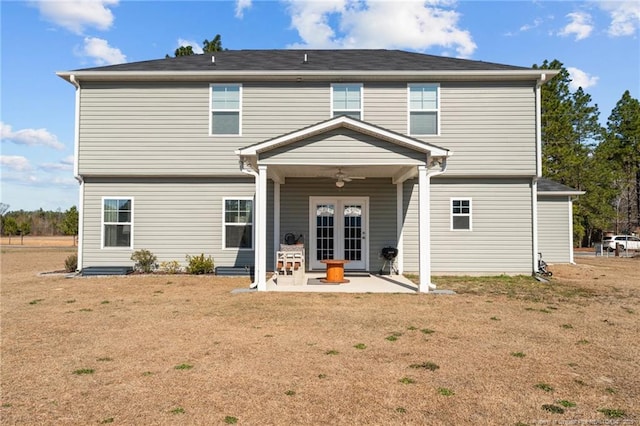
[1,249,638,425]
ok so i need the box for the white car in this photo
[603,235,640,251]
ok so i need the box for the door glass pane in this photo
[343,204,362,261]
[316,204,334,260]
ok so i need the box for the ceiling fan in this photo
[334,168,365,187]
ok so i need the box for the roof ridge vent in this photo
[211,55,215,65]
[303,53,308,64]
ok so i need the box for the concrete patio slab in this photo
[266,272,419,293]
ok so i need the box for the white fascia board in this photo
[56,69,560,84]
[537,191,586,197]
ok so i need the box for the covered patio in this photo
[266,272,419,293]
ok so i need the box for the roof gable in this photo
[236,116,451,159]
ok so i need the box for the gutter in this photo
[70,74,84,272]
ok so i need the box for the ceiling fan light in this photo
[335,180,345,188]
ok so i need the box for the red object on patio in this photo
[320,259,350,284]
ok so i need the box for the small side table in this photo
[320,259,350,284]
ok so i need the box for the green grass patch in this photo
[490,316,500,321]
[318,374,327,379]
[406,326,418,331]
[511,352,526,358]
[28,299,44,305]
[174,363,193,370]
[354,343,367,350]
[605,387,616,394]
[437,387,454,396]
[97,357,113,362]
[561,324,574,329]
[142,371,154,376]
[325,350,339,355]
[409,362,439,371]
[399,377,416,384]
[285,390,295,396]
[65,299,76,304]
[78,308,93,312]
[534,383,554,392]
[170,407,185,414]
[557,400,576,408]
[100,418,114,424]
[395,407,407,413]
[577,339,590,345]
[420,328,435,334]
[72,368,94,375]
[224,416,238,424]
[542,404,564,414]
[598,408,625,418]
[100,300,110,304]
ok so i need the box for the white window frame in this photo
[101,197,134,249]
[209,83,242,136]
[331,83,363,120]
[408,83,440,136]
[222,197,254,250]
[450,198,472,231]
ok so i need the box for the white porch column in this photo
[418,165,435,292]
[396,182,404,274]
[273,182,281,264]
[531,179,539,274]
[256,165,268,291]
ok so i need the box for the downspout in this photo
[419,157,448,293]
[532,74,545,275]
[70,75,84,272]
[239,157,260,289]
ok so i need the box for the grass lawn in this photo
[1,247,638,425]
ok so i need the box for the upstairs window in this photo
[224,198,253,249]
[409,84,439,135]
[332,83,362,120]
[103,198,133,248]
[210,84,241,135]
[451,198,472,231]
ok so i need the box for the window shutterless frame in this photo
[408,83,440,136]
[210,84,242,136]
[222,197,254,250]
[450,198,472,231]
[331,83,363,120]
[101,197,134,249]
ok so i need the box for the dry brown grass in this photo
[1,249,638,425]
[1,235,76,248]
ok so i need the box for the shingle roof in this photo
[73,49,532,72]
[538,178,583,194]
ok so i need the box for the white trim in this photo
[256,165,268,291]
[77,179,84,270]
[450,197,472,231]
[222,197,254,251]
[535,81,542,177]
[209,83,242,136]
[100,196,134,250]
[236,115,451,157]
[331,83,363,120]
[568,196,575,264]
[408,83,440,136]
[532,180,539,273]
[308,196,369,271]
[396,182,404,274]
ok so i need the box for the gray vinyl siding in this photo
[402,177,534,274]
[278,178,396,271]
[537,195,571,263]
[78,81,535,177]
[260,128,426,165]
[80,177,255,269]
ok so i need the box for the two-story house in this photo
[57,49,579,292]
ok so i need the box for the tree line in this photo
[535,60,640,246]
[1,206,78,244]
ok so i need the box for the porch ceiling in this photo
[266,164,418,183]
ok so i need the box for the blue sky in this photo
[1,0,639,212]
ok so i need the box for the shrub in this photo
[64,254,78,272]
[131,249,157,273]
[160,260,181,274]
[186,253,214,275]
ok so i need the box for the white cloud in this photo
[284,0,476,58]
[236,0,252,18]
[598,1,640,37]
[0,155,32,172]
[177,38,204,54]
[567,67,599,91]
[34,0,118,34]
[1,122,65,150]
[520,18,542,32]
[558,11,593,40]
[80,37,126,65]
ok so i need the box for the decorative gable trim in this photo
[236,115,451,158]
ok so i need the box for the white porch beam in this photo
[392,166,417,184]
[256,165,268,291]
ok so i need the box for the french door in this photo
[309,197,369,270]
